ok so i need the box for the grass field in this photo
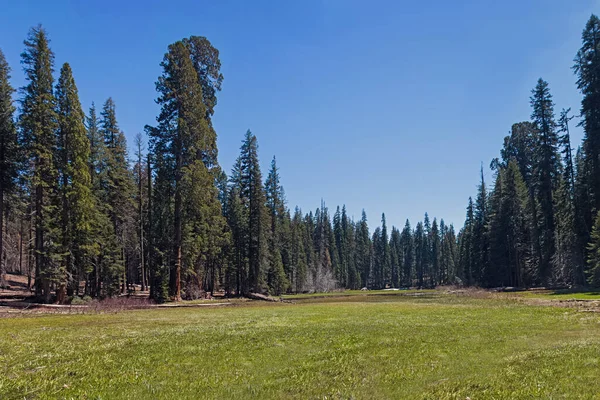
[2,292,600,399]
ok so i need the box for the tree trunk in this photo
[0,182,5,288]
[173,150,182,301]
[147,154,154,299]
[18,217,24,275]
[139,160,145,291]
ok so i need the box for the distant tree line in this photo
[0,26,457,302]
[3,15,600,303]
[458,15,600,288]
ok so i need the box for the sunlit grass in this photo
[515,288,600,301]
[1,293,600,399]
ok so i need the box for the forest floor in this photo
[2,285,600,399]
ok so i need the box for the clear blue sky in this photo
[1,0,597,231]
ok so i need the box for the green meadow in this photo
[2,292,600,399]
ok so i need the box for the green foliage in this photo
[0,49,18,287]
[19,25,61,301]
[55,63,95,300]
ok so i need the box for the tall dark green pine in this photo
[554,108,585,285]
[501,122,543,277]
[400,220,413,287]
[265,156,289,294]
[422,213,431,287]
[333,206,346,286]
[86,103,114,297]
[488,161,530,287]
[458,197,474,285]
[574,15,600,240]
[530,78,560,284]
[356,210,371,288]
[100,98,133,296]
[414,221,425,288]
[0,49,18,288]
[380,213,391,288]
[290,207,307,292]
[342,206,359,289]
[430,218,440,287]
[473,166,489,285]
[19,26,60,302]
[54,63,94,302]
[390,226,401,288]
[235,130,269,294]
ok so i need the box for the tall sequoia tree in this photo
[148,40,225,301]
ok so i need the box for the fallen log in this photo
[247,293,278,302]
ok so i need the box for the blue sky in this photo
[1,0,598,231]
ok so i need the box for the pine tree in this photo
[356,210,371,288]
[85,103,113,297]
[488,161,529,287]
[100,98,132,296]
[574,15,600,237]
[228,130,269,294]
[341,206,359,289]
[290,207,307,292]
[19,26,60,302]
[54,63,94,302]
[390,226,401,288]
[458,198,475,286]
[380,213,391,288]
[265,156,289,294]
[400,219,413,287]
[430,217,440,287]
[0,49,18,288]
[414,221,425,288]
[473,165,489,285]
[530,78,560,283]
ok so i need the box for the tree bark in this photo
[0,181,5,288]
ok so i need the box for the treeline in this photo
[458,15,600,289]
[6,15,600,303]
[0,26,457,303]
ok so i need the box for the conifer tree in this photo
[100,98,132,296]
[54,63,94,302]
[458,198,475,285]
[473,166,489,285]
[19,26,60,302]
[265,156,289,294]
[400,219,413,287]
[390,226,401,288]
[488,161,529,287]
[414,221,425,288]
[0,49,18,288]
[356,210,371,287]
[574,15,600,236]
[530,78,560,283]
[290,207,307,292]
[430,218,440,287]
[148,40,226,300]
